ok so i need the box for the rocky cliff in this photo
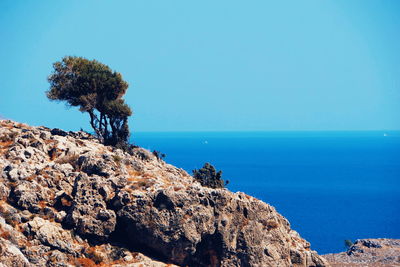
[0,120,329,266]
[324,239,400,267]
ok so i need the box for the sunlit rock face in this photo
[0,120,329,267]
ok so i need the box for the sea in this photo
[132,131,400,254]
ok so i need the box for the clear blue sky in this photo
[1,0,399,132]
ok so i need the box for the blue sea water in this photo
[132,131,400,254]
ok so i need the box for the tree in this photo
[192,163,228,189]
[46,56,132,148]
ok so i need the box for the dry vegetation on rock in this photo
[0,120,329,266]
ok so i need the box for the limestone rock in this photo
[116,187,326,266]
[23,217,81,254]
[0,120,329,266]
[66,174,116,240]
[0,238,30,267]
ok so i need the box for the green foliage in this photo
[47,56,132,147]
[152,150,166,160]
[344,239,354,249]
[192,163,228,189]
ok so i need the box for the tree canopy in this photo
[47,56,132,148]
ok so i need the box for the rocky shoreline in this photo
[0,120,329,266]
[323,238,400,267]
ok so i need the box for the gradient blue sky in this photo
[0,0,399,132]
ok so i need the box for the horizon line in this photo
[133,129,400,134]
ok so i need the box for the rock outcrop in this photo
[0,120,329,266]
[324,239,400,267]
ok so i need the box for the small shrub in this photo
[115,142,135,153]
[152,150,166,160]
[344,239,354,249]
[132,149,151,161]
[192,163,227,189]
